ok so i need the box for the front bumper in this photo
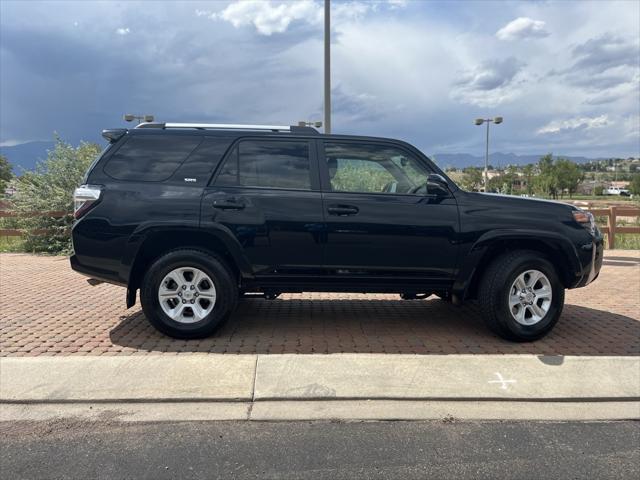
[573,234,604,288]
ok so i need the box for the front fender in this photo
[452,229,582,300]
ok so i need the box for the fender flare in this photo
[120,222,254,286]
[452,229,581,300]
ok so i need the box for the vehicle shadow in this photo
[109,297,639,356]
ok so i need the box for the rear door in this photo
[319,140,459,281]
[201,137,324,275]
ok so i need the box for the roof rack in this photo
[136,122,295,132]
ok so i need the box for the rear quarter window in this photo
[215,139,311,190]
[104,136,201,182]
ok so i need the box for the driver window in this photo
[324,142,430,194]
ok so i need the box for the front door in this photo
[201,137,323,275]
[319,140,459,281]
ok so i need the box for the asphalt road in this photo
[1,419,638,479]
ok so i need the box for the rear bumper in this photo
[70,218,129,287]
[70,254,126,287]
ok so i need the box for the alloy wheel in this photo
[157,267,217,324]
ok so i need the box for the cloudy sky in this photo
[0,0,638,157]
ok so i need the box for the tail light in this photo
[73,185,102,219]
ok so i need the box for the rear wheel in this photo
[140,249,237,339]
[400,292,431,300]
[479,250,564,342]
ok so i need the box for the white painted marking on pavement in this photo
[488,372,517,390]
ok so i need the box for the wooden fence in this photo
[0,209,67,237]
[584,205,640,249]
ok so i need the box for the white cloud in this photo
[496,17,549,40]
[210,0,320,35]
[537,115,610,135]
[203,0,403,36]
[115,27,130,35]
[0,139,33,147]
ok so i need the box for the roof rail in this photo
[136,122,293,132]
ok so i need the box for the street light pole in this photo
[324,0,331,134]
[485,120,490,189]
[474,116,503,191]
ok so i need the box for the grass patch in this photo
[606,234,640,250]
[0,236,24,253]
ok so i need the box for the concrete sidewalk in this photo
[1,354,639,421]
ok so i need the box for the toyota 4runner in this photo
[71,122,604,341]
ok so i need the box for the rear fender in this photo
[120,224,254,305]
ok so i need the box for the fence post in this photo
[607,206,617,249]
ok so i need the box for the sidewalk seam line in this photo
[247,354,259,420]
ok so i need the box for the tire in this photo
[140,249,238,339]
[478,250,564,342]
[433,291,451,302]
[400,293,431,300]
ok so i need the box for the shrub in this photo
[10,137,102,254]
[630,173,640,196]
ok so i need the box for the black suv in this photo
[71,122,603,342]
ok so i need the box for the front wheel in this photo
[479,250,564,342]
[140,249,238,339]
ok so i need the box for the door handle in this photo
[327,204,359,216]
[212,198,245,210]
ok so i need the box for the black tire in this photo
[478,250,564,342]
[433,291,451,302]
[140,249,238,339]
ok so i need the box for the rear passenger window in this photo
[215,140,311,190]
[104,136,201,181]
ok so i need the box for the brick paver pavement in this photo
[1,251,638,357]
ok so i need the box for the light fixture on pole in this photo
[474,116,503,190]
[298,121,323,128]
[124,114,154,125]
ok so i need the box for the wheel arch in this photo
[122,226,252,307]
[454,230,581,301]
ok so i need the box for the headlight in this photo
[572,210,596,235]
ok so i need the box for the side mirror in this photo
[427,174,450,196]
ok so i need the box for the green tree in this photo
[630,173,640,196]
[523,164,535,195]
[11,137,101,253]
[554,158,583,198]
[460,167,483,191]
[0,155,12,194]
[486,168,516,194]
[535,154,559,199]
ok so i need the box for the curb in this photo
[1,354,638,421]
[2,400,639,422]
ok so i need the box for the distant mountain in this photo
[0,140,605,173]
[0,141,54,173]
[431,152,600,169]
